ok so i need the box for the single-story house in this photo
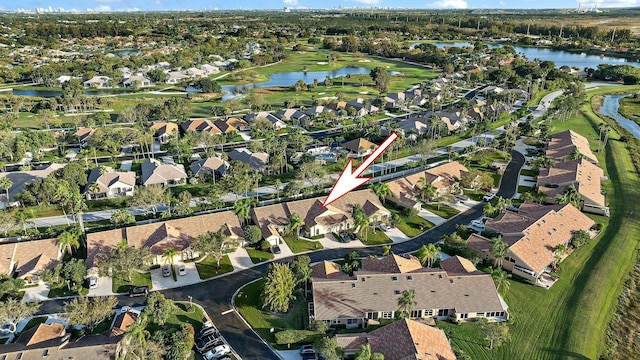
[244,112,287,130]
[274,108,308,125]
[545,130,599,164]
[225,117,251,132]
[180,119,222,135]
[84,167,136,200]
[122,75,153,88]
[140,158,187,187]
[0,238,61,282]
[228,148,269,172]
[0,164,66,207]
[83,76,111,88]
[213,119,238,135]
[166,71,189,84]
[74,127,94,146]
[150,122,179,145]
[310,254,508,329]
[342,138,377,158]
[190,157,229,178]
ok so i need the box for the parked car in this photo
[348,232,358,241]
[178,264,187,276]
[457,194,469,201]
[203,344,231,359]
[379,224,391,231]
[300,345,315,355]
[196,334,224,353]
[506,204,520,212]
[272,245,281,254]
[88,276,98,289]
[195,326,219,343]
[470,220,485,229]
[301,353,317,360]
[339,232,351,243]
[128,286,149,297]
[162,266,171,277]
[483,192,497,202]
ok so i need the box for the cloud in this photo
[283,0,299,5]
[583,0,638,7]
[346,0,382,5]
[91,5,112,11]
[428,0,468,8]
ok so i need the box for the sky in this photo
[5,0,638,12]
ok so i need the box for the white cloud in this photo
[283,0,299,5]
[92,5,112,11]
[582,0,638,7]
[347,0,382,5]
[428,0,468,8]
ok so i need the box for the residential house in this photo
[251,189,390,245]
[537,159,608,216]
[180,119,222,135]
[184,67,207,78]
[226,117,251,132]
[310,254,508,329]
[394,119,430,140]
[190,157,229,178]
[55,75,79,85]
[410,161,468,195]
[478,202,595,282]
[213,119,238,135]
[383,92,407,110]
[346,98,379,117]
[86,211,243,269]
[386,178,421,210]
[245,112,287,130]
[150,122,179,145]
[0,238,61,282]
[141,158,187,187]
[166,71,189,84]
[274,108,309,126]
[438,111,468,132]
[228,148,269,172]
[199,64,220,75]
[84,167,136,200]
[342,138,377,158]
[110,309,139,337]
[83,75,111,88]
[336,319,456,360]
[74,127,94,147]
[545,130,599,164]
[0,164,66,207]
[122,75,152,88]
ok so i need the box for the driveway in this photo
[418,209,446,226]
[88,276,114,296]
[227,248,256,272]
[151,262,200,290]
[22,282,50,303]
[315,233,366,249]
[278,350,301,360]
[385,227,410,243]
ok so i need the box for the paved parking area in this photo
[315,233,366,249]
[227,248,255,271]
[21,282,50,302]
[151,262,200,290]
[88,276,114,296]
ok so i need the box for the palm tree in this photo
[416,243,441,267]
[490,236,509,268]
[382,245,392,256]
[371,182,391,204]
[288,213,304,238]
[162,248,178,265]
[397,289,417,317]
[557,185,582,209]
[0,177,12,207]
[490,267,512,295]
[56,231,80,256]
[483,203,497,217]
[421,183,436,202]
[233,199,252,226]
[568,147,584,160]
[494,196,512,214]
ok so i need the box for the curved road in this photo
[35,150,526,360]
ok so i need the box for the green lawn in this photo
[246,248,275,264]
[359,229,392,245]
[283,235,324,253]
[386,203,433,237]
[195,255,234,280]
[423,203,460,219]
[147,302,206,334]
[112,271,152,293]
[48,285,89,298]
[235,279,313,349]
[14,316,47,338]
[442,86,640,359]
[618,95,640,125]
[520,168,538,177]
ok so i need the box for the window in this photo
[407,275,413,281]
[347,318,358,325]
[425,310,433,316]
[391,276,398,281]
[382,311,393,319]
[411,310,422,318]
[438,309,449,317]
[394,290,401,295]
[477,312,484,317]
[361,277,365,282]
[460,313,468,319]
[43,350,49,357]
[366,312,379,320]
[16,354,23,360]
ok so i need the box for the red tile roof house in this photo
[86,211,243,270]
[310,254,508,330]
[250,189,390,246]
[474,202,595,282]
[545,130,599,165]
[536,158,609,216]
[336,318,456,360]
[0,238,61,283]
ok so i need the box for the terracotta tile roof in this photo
[440,255,483,275]
[312,256,505,321]
[85,167,136,194]
[335,333,368,350]
[546,130,598,164]
[150,122,178,137]
[213,119,237,134]
[110,310,138,336]
[0,238,61,276]
[141,158,187,186]
[405,161,468,191]
[342,138,377,153]
[1,334,120,360]
[86,228,127,268]
[189,157,228,177]
[226,117,250,129]
[361,254,423,273]
[466,233,492,253]
[181,119,219,133]
[386,178,420,208]
[537,159,605,207]
[368,319,456,360]
[17,323,65,346]
[251,202,290,239]
[310,261,350,280]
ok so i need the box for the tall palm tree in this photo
[233,199,252,226]
[557,185,582,209]
[494,196,512,214]
[162,248,178,265]
[56,231,80,256]
[416,243,441,267]
[0,177,12,207]
[421,183,436,202]
[490,236,509,268]
[371,182,391,204]
[397,289,417,317]
[288,213,304,238]
[490,267,512,295]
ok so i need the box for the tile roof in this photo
[228,148,269,170]
[367,319,456,360]
[546,130,598,164]
[405,161,468,190]
[312,256,505,321]
[110,310,138,336]
[466,233,492,253]
[140,158,187,186]
[0,238,61,276]
[190,157,228,177]
[1,334,121,360]
[537,159,605,207]
[342,138,377,153]
[150,122,178,137]
[17,323,65,346]
[180,119,219,134]
[439,255,483,275]
[361,254,423,273]
[213,119,237,134]
[85,167,136,194]
[310,261,350,280]
[386,178,420,208]
[226,117,250,129]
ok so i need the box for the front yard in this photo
[423,203,460,219]
[283,235,324,253]
[247,248,275,264]
[112,271,152,293]
[195,256,234,280]
[358,229,392,245]
[386,203,434,237]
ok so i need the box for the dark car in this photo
[272,245,281,254]
[339,232,351,243]
[128,286,149,297]
[300,345,315,354]
[195,326,220,343]
[301,353,317,360]
[348,232,358,240]
[195,334,224,352]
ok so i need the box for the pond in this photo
[219,67,373,100]
[600,94,640,139]
[410,41,640,69]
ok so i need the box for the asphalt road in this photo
[34,144,527,360]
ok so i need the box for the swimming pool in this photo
[315,153,337,162]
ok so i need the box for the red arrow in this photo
[322,132,398,208]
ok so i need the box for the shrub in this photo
[259,240,271,251]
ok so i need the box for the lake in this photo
[600,94,640,139]
[410,41,640,69]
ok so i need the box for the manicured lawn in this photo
[520,168,538,177]
[423,203,460,219]
[393,212,433,238]
[283,235,324,253]
[517,185,533,194]
[147,302,205,334]
[112,271,152,293]
[441,86,640,359]
[48,285,89,298]
[246,248,275,264]
[359,229,392,245]
[195,255,234,280]
[235,279,313,349]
